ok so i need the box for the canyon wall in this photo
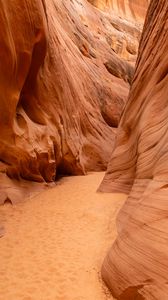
[88,0,149,22]
[0,0,147,203]
[100,0,168,299]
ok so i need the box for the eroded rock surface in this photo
[99,0,168,299]
[0,0,146,203]
[88,0,149,22]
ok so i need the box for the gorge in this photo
[0,0,147,203]
[1,1,167,300]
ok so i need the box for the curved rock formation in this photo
[87,0,147,63]
[99,0,168,299]
[88,0,149,22]
[1,0,137,203]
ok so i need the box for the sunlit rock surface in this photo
[88,0,149,21]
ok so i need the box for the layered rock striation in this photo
[100,0,168,299]
[0,0,147,203]
[88,0,149,22]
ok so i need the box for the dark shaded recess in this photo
[104,59,134,85]
[4,198,13,205]
[118,285,145,300]
[56,160,73,180]
[101,109,120,127]
[56,158,84,179]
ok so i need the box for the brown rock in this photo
[104,58,134,84]
[88,0,148,62]
[0,0,147,203]
[0,0,128,203]
[87,0,149,22]
[99,0,168,299]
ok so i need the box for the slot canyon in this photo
[0,0,148,203]
[1,0,167,300]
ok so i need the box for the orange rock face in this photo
[99,0,168,299]
[87,0,149,21]
[0,0,146,203]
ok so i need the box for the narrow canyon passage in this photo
[0,173,126,300]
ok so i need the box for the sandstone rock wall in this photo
[0,0,134,203]
[88,0,149,22]
[99,0,168,299]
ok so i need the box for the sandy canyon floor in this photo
[0,172,126,300]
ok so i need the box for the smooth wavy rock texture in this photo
[99,0,168,299]
[87,0,149,21]
[0,0,146,203]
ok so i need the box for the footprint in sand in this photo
[0,173,125,300]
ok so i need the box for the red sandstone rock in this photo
[88,0,149,22]
[0,0,146,203]
[99,0,168,299]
